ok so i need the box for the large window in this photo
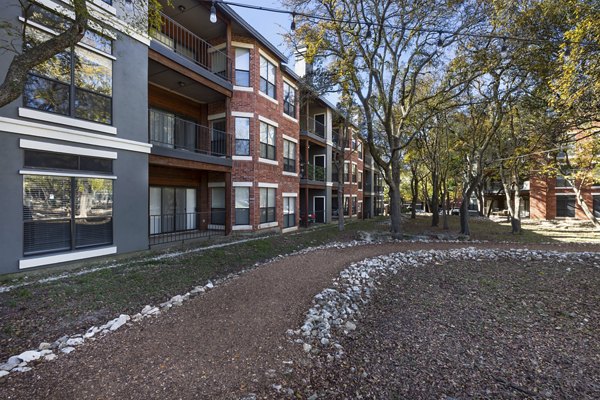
[358,171,363,190]
[260,187,276,223]
[23,150,114,256]
[352,164,357,183]
[235,48,250,87]
[283,82,296,118]
[235,117,250,156]
[149,108,197,151]
[344,162,350,183]
[283,140,296,172]
[260,56,276,98]
[235,187,250,225]
[556,195,576,217]
[283,196,296,228]
[149,187,197,234]
[260,122,276,160]
[23,12,113,125]
[211,187,226,225]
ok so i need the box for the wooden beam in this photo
[149,154,232,173]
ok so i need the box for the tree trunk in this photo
[442,179,449,230]
[410,168,418,219]
[389,157,403,237]
[572,185,600,229]
[431,170,439,227]
[460,186,474,236]
[511,192,522,234]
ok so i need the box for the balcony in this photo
[300,163,326,182]
[149,109,231,159]
[300,116,326,139]
[150,12,232,82]
[149,211,225,245]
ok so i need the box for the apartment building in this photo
[0,0,151,274]
[147,1,300,244]
[362,147,385,218]
[530,174,599,220]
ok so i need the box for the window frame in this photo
[234,117,251,156]
[235,187,250,225]
[259,56,276,98]
[260,187,276,224]
[234,47,251,87]
[260,122,277,160]
[283,139,296,172]
[283,82,296,118]
[556,195,576,218]
[283,196,296,228]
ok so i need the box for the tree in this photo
[286,0,478,237]
[0,0,163,108]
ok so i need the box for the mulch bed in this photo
[281,254,600,399]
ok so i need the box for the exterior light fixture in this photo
[210,1,217,23]
[178,5,186,12]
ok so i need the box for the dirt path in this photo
[1,241,598,399]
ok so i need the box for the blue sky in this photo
[227,0,295,63]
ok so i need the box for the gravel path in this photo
[1,241,598,399]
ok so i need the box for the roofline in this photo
[219,4,288,63]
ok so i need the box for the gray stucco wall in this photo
[0,1,150,274]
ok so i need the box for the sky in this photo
[226,0,295,64]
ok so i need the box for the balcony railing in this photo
[149,211,225,245]
[364,182,373,192]
[149,109,231,158]
[300,116,326,139]
[300,163,326,182]
[150,12,232,82]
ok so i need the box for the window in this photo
[358,171,363,190]
[24,150,112,173]
[283,82,296,118]
[23,21,113,124]
[556,174,572,188]
[149,187,197,234]
[343,196,350,216]
[235,48,250,87]
[352,196,357,215]
[344,162,350,183]
[211,187,226,225]
[149,108,197,151]
[357,142,363,159]
[23,174,113,256]
[352,164,357,183]
[556,195,575,217]
[594,196,600,218]
[260,122,276,160]
[283,140,296,172]
[260,188,276,223]
[314,114,325,138]
[235,117,250,156]
[210,119,227,157]
[283,197,296,228]
[260,56,276,98]
[235,187,250,225]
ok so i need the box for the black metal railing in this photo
[300,116,326,138]
[364,181,372,192]
[149,109,231,158]
[300,163,326,181]
[149,211,225,245]
[150,12,232,81]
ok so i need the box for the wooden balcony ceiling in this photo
[149,57,230,102]
[163,0,225,40]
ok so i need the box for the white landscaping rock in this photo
[61,347,75,354]
[38,342,52,351]
[0,370,9,378]
[17,350,42,363]
[66,337,84,347]
[109,314,130,331]
[44,353,58,361]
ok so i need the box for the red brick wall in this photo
[229,36,300,231]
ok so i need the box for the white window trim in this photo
[0,116,151,154]
[282,112,298,123]
[555,187,574,190]
[258,49,279,67]
[283,192,298,197]
[258,115,279,127]
[258,157,279,166]
[258,90,279,105]
[258,182,278,188]
[282,134,298,144]
[89,0,117,15]
[233,182,253,187]
[20,139,117,159]
[232,41,254,49]
[20,246,117,269]
[326,182,334,187]
[208,113,227,121]
[283,76,298,90]
[555,192,576,196]
[208,182,226,188]
[282,171,298,177]
[20,169,117,180]
[258,222,278,229]
[232,225,253,231]
[233,155,253,161]
[234,86,254,92]
[19,108,117,135]
[282,226,298,234]
[232,111,254,118]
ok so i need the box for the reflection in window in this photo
[260,122,276,160]
[260,188,276,223]
[260,56,276,98]
[235,117,250,156]
[235,187,250,225]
